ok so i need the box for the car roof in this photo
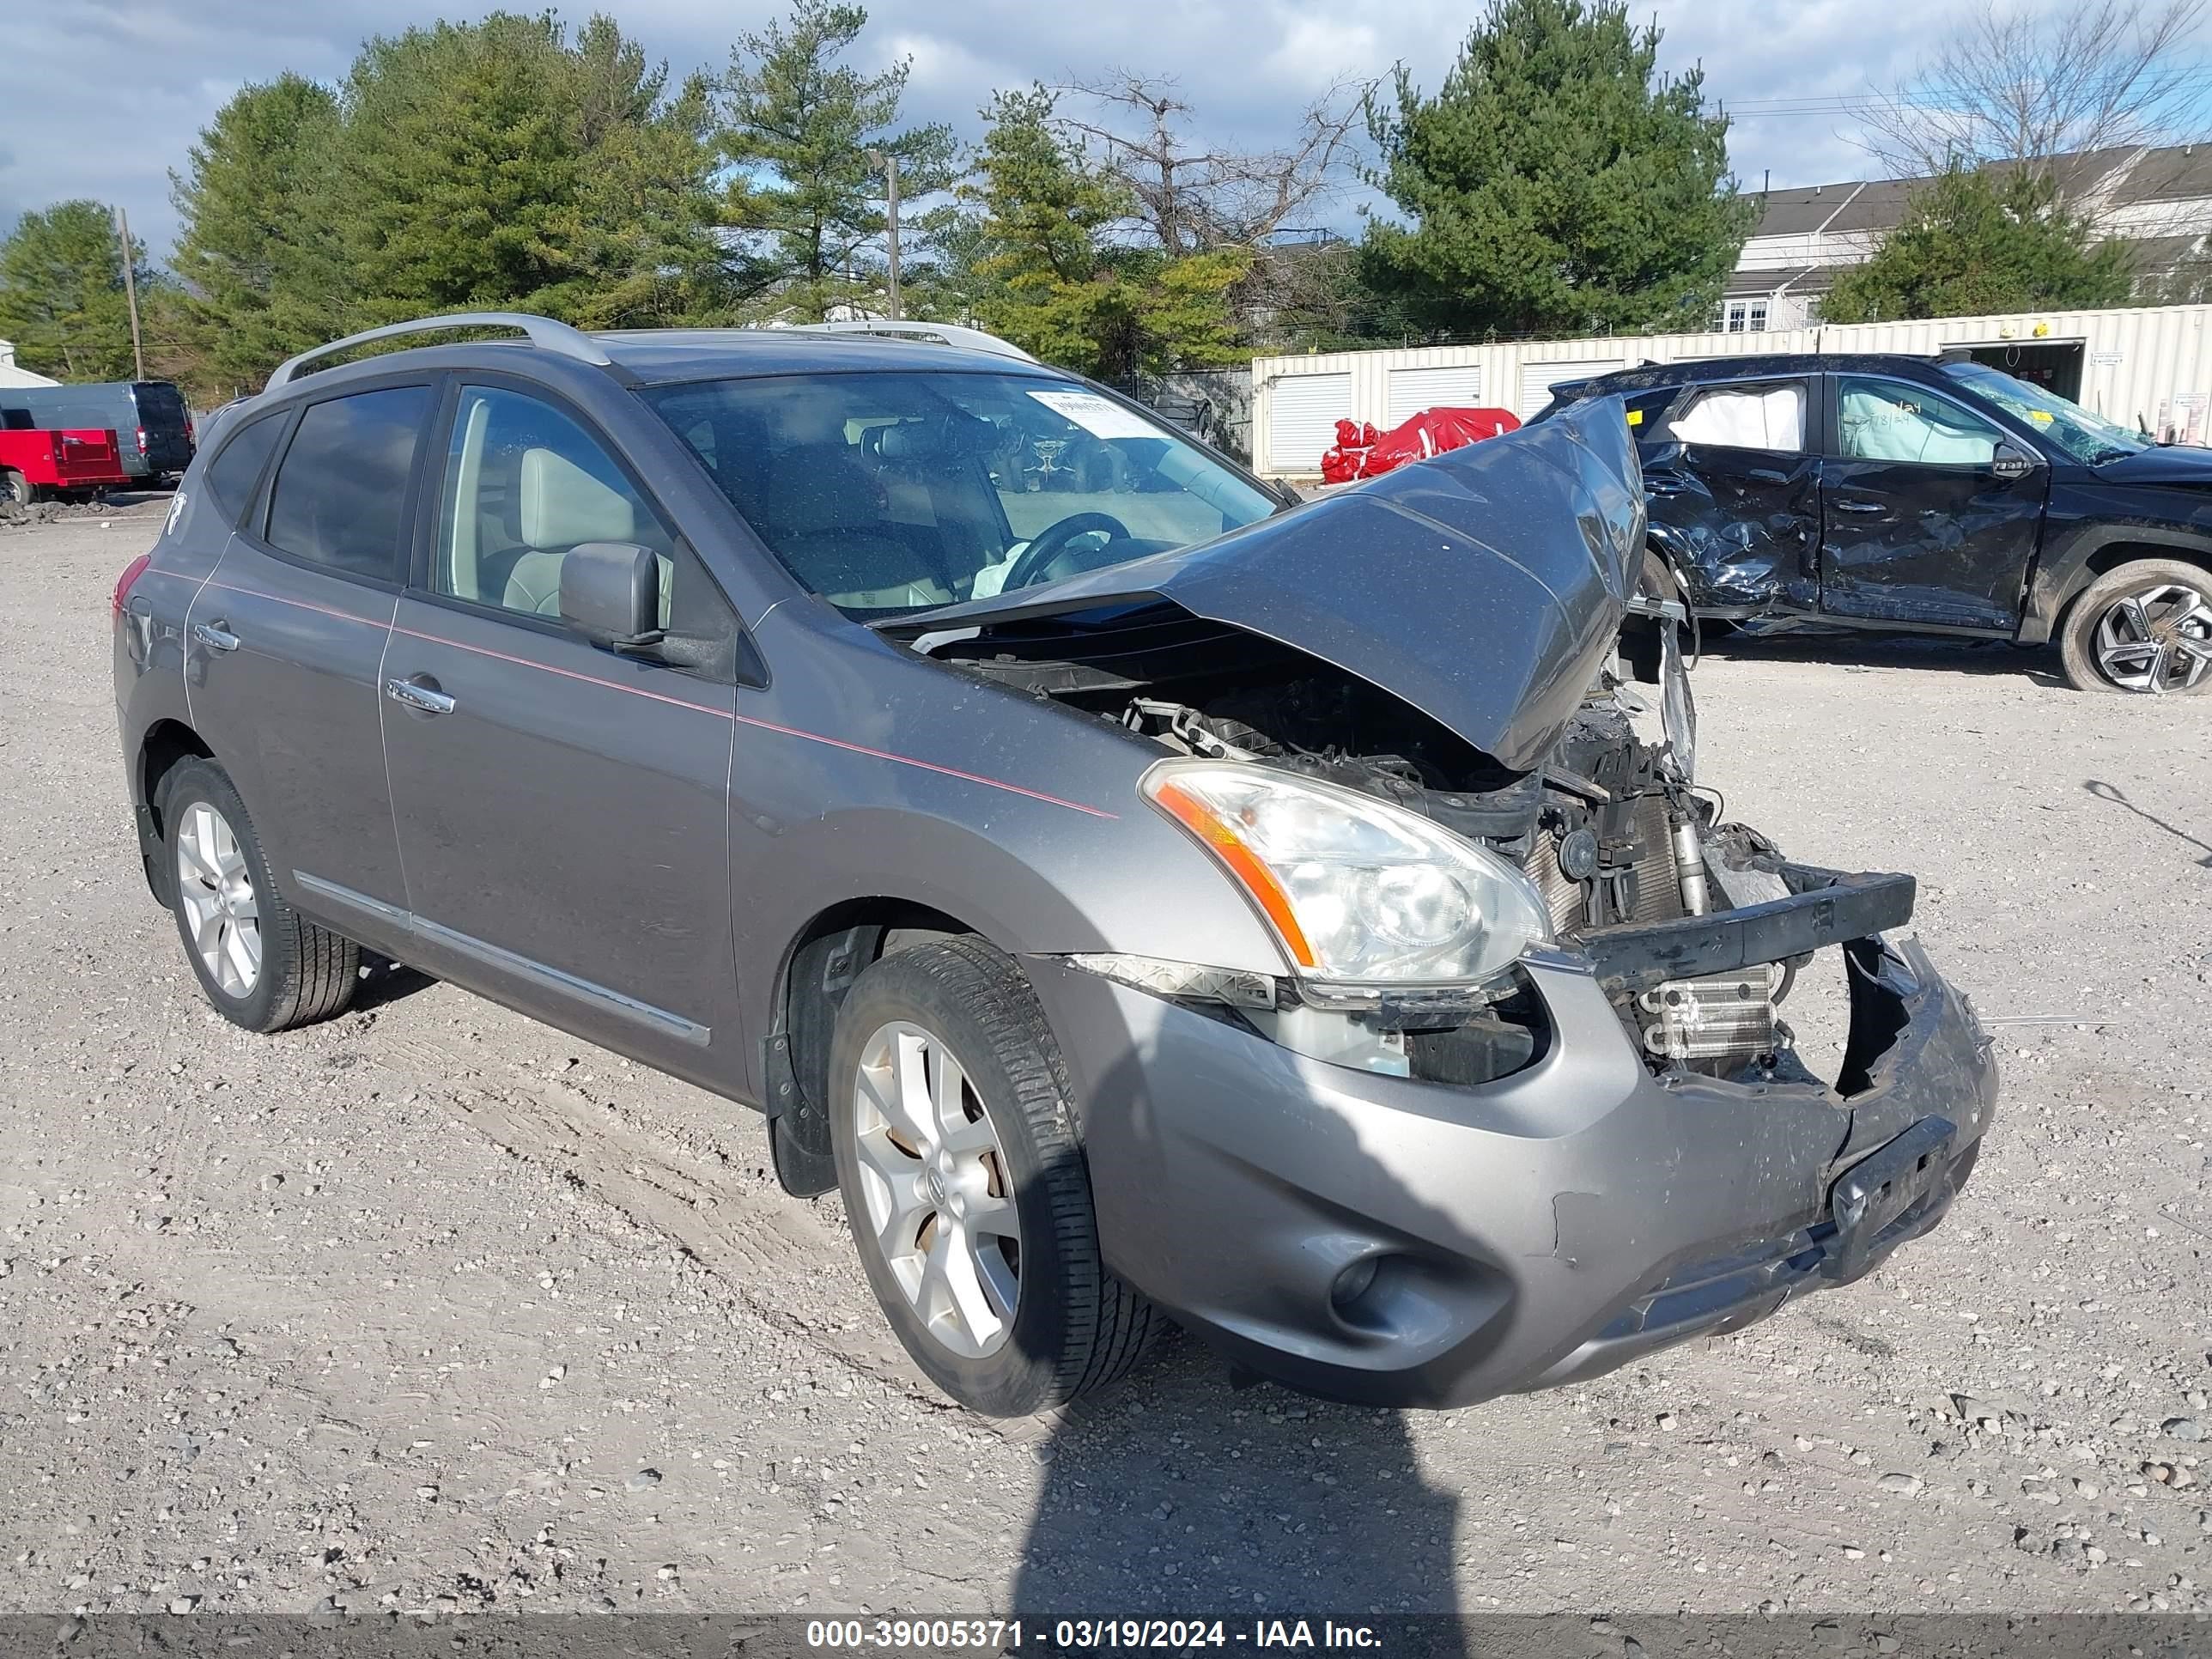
[1568,352,1954,398]
[590,327,1066,386]
[253,325,1067,404]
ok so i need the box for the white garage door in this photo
[1518,359,1626,417]
[1265,372,1352,473]
[1385,365,1485,423]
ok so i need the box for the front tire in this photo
[827,938,1159,1415]
[158,758,360,1032]
[2058,559,2212,694]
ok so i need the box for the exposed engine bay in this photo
[920,597,1810,1085]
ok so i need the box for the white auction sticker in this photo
[1024,388,1159,440]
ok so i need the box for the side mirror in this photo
[559,541,663,650]
[1990,442,2040,481]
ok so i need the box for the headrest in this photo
[521,447,635,548]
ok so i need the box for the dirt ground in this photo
[2,499,2209,1625]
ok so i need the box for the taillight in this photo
[112,553,153,621]
[136,426,148,453]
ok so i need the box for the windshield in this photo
[1941,362,2152,465]
[641,371,1279,617]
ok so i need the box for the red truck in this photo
[0,428,132,505]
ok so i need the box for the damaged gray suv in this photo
[112,313,1996,1416]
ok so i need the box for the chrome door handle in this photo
[385,677,456,716]
[192,620,240,653]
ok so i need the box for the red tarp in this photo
[1320,407,1521,483]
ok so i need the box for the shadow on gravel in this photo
[1012,1355,1462,1636]
[354,951,438,1012]
[1699,629,2069,687]
[2084,779,2212,867]
[1012,1036,1472,1640]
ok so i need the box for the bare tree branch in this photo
[1056,70,1370,252]
[1860,0,2209,182]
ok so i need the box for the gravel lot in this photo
[3,501,2209,1625]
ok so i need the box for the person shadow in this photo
[1010,1020,1486,1654]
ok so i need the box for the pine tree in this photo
[958,86,1246,378]
[1821,167,2136,322]
[167,74,345,393]
[718,0,956,320]
[0,200,157,381]
[1360,0,1753,337]
[333,12,726,328]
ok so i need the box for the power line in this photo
[1724,64,2212,120]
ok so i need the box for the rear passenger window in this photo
[264,386,429,580]
[1663,382,1807,453]
[201,414,284,522]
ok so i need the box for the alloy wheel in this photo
[2094,582,2212,693]
[174,800,261,997]
[850,1020,1021,1359]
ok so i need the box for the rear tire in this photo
[827,937,1159,1415]
[158,758,360,1032]
[0,469,32,507]
[2058,559,2212,695]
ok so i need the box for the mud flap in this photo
[763,1030,838,1198]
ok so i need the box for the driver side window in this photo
[436,386,675,620]
[1838,377,2002,466]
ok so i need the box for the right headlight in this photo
[1142,759,1552,988]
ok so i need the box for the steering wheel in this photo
[1000,512,1132,592]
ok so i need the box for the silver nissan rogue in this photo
[112,313,1996,1416]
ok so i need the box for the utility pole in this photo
[112,205,146,383]
[866,148,902,320]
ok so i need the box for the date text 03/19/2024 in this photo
[804,1620,1385,1650]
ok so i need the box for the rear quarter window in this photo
[201,413,285,523]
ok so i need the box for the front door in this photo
[1641,376,1820,611]
[185,384,431,927]
[1820,374,2048,630]
[378,381,744,1082]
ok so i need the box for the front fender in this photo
[2024,505,2212,642]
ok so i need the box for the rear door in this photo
[1641,375,1820,611]
[379,380,744,1081]
[132,382,197,475]
[185,380,431,927]
[1819,374,2047,629]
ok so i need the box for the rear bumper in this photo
[1036,903,1996,1409]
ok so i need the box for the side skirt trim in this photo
[292,870,711,1048]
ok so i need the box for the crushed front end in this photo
[988,612,1998,1406]
[913,403,1996,1407]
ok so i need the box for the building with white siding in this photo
[1723,144,2212,334]
[0,340,61,390]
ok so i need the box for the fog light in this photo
[1330,1255,1381,1311]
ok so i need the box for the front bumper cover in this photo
[1032,874,1996,1410]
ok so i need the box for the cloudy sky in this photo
[0,0,2162,258]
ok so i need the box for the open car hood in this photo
[885,397,1645,773]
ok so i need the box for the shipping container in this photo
[1249,302,2212,476]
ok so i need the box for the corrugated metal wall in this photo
[1249,302,2212,474]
